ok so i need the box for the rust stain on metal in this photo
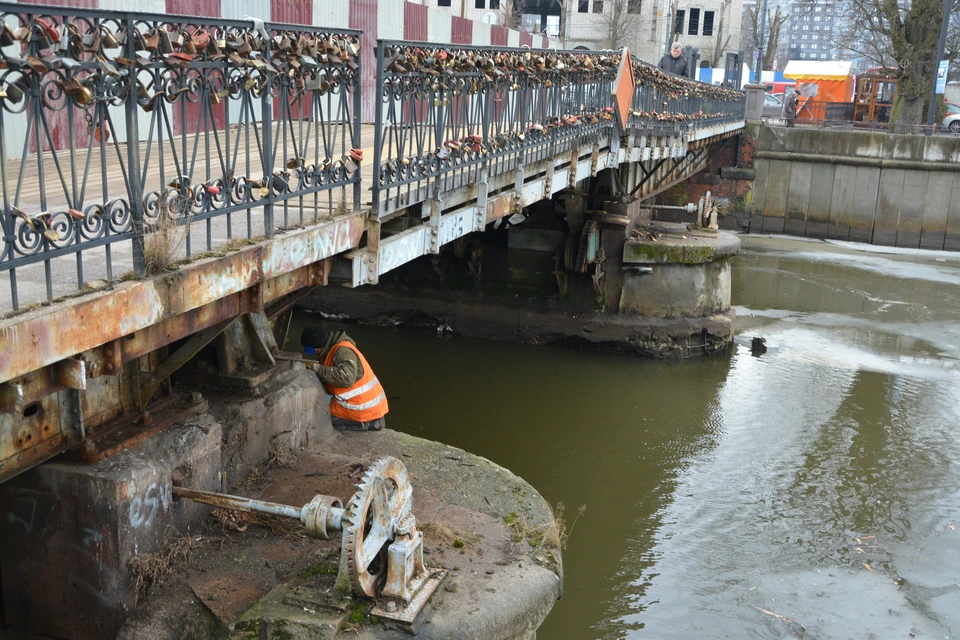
[486,192,514,224]
[72,397,206,463]
[172,486,305,520]
[263,214,365,279]
[0,212,367,386]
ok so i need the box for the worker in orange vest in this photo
[300,325,389,431]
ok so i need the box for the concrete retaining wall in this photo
[751,125,960,250]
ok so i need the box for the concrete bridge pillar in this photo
[0,366,331,639]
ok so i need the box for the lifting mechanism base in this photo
[371,569,448,635]
[172,456,445,634]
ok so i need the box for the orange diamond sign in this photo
[613,47,635,132]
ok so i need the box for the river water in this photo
[295,236,960,639]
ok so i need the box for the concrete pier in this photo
[312,206,741,358]
[0,363,560,639]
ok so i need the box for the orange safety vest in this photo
[323,341,388,422]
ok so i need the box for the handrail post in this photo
[352,37,363,212]
[124,14,145,277]
[371,39,385,218]
[261,36,274,239]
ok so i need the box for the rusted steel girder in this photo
[0,214,363,484]
[0,214,363,386]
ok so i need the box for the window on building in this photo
[475,0,484,7]
[438,0,451,5]
[593,0,604,13]
[578,0,589,12]
[688,7,700,35]
[812,34,818,39]
[702,10,714,35]
[800,52,806,58]
[490,0,499,6]
[628,0,641,13]
[674,9,685,33]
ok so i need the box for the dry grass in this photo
[130,530,207,599]
[240,464,271,492]
[505,502,586,550]
[268,444,298,469]
[211,507,305,539]
[142,204,192,276]
[420,521,481,549]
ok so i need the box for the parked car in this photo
[762,93,783,118]
[943,112,960,133]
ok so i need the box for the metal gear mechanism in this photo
[172,455,437,616]
[340,456,423,598]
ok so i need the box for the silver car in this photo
[943,111,960,133]
[762,93,783,118]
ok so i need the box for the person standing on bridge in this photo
[300,325,389,431]
[659,42,689,77]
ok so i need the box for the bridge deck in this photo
[1,119,743,313]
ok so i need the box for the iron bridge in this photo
[0,2,745,483]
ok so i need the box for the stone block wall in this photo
[749,124,960,250]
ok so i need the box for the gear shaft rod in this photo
[173,486,304,520]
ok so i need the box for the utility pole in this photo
[664,0,675,56]
[926,0,954,133]
[753,0,768,84]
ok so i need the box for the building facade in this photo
[785,0,836,61]
[563,0,743,70]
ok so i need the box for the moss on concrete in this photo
[623,241,716,265]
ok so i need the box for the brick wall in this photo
[657,127,758,231]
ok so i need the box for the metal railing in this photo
[370,44,745,216]
[0,3,361,310]
[0,5,745,310]
[627,56,745,132]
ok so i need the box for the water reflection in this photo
[292,236,960,639]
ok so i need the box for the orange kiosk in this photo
[783,61,855,122]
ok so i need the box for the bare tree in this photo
[498,0,522,30]
[596,0,642,50]
[743,3,789,71]
[711,1,733,67]
[832,0,956,129]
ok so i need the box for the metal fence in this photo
[0,3,361,310]
[370,44,746,217]
[0,5,745,310]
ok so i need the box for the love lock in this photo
[173,456,445,633]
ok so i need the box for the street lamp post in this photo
[926,0,955,133]
[753,0,768,84]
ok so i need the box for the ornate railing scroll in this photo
[370,43,746,217]
[371,43,621,217]
[0,2,361,310]
[626,56,745,133]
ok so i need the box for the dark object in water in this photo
[751,337,767,356]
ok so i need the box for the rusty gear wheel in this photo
[340,457,414,597]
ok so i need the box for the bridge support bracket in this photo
[476,172,489,231]
[513,165,525,214]
[569,144,580,189]
[544,162,554,200]
[425,197,443,255]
